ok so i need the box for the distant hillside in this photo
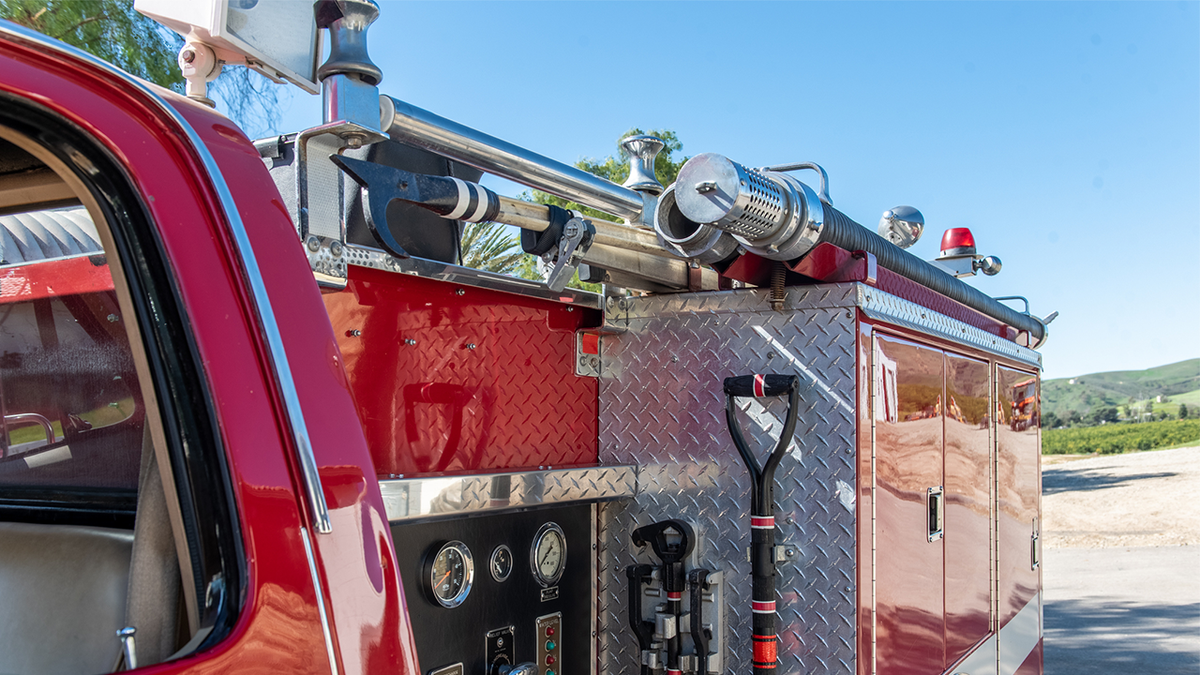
[1042,359,1200,419]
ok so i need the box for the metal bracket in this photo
[745,546,798,562]
[544,217,595,291]
[295,121,387,290]
[575,331,601,378]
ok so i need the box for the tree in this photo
[1043,411,1060,430]
[1066,410,1083,427]
[1,0,282,137]
[1181,404,1190,419]
[464,128,689,289]
[459,222,525,274]
[530,128,687,222]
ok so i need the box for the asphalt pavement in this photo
[1042,447,1200,674]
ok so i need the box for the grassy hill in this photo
[1042,358,1200,419]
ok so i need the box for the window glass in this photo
[0,207,143,489]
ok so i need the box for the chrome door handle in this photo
[927,486,944,542]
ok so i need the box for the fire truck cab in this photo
[0,4,1046,675]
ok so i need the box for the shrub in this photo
[1042,419,1200,455]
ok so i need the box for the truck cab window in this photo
[0,115,221,673]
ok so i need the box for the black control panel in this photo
[390,504,591,675]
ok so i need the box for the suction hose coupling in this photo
[672,153,825,261]
[652,183,740,265]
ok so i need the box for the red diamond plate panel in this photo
[324,265,599,476]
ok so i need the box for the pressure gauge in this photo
[490,545,513,582]
[530,522,566,587]
[428,541,474,608]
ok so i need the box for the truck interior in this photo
[0,117,215,674]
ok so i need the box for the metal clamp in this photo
[544,217,596,291]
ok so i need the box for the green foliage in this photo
[529,128,687,222]
[1,0,181,87]
[464,128,688,290]
[460,222,525,274]
[1042,358,1200,420]
[1182,404,1190,419]
[0,0,282,136]
[895,383,941,418]
[1042,418,1200,455]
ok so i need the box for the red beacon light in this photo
[931,227,1001,279]
[939,227,977,256]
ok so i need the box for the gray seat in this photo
[0,521,132,675]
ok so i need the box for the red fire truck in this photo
[0,3,1048,675]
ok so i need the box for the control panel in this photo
[391,504,591,675]
[536,613,562,675]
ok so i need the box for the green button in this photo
[545,641,556,651]
[546,670,555,675]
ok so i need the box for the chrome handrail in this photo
[1,412,56,458]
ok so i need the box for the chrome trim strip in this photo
[858,286,1043,369]
[380,465,637,522]
[336,242,604,310]
[301,528,342,675]
[0,21,333,534]
[998,591,1041,675]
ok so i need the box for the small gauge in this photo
[490,545,513,582]
[530,522,566,587]
[428,541,474,608]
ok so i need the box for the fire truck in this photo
[0,3,1049,675]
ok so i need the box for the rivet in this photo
[405,338,416,346]
[671,355,679,363]
[785,516,794,525]
[329,240,343,257]
[567,306,574,312]
[106,314,120,323]
[785,548,796,557]
[467,343,476,350]
[347,329,361,337]
[306,236,320,252]
[456,288,466,296]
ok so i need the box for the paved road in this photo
[1042,447,1200,674]
[1043,546,1199,674]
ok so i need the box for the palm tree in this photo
[459,222,526,275]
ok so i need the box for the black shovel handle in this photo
[723,374,795,399]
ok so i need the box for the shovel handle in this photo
[723,374,795,398]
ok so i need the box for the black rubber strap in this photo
[521,204,572,256]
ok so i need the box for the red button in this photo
[546,656,556,665]
[545,627,556,637]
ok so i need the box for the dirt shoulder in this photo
[1042,445,1200,548]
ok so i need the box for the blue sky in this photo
[265,1,1199,381]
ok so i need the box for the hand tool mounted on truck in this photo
[723,374,802,674]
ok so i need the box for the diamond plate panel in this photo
[860,287,1042,368]
[379,465,635,521]
[598,287,859,675]
[324,265,599,476]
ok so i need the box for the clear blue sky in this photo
[265,1,1199,381]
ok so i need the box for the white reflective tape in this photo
[950,632,997,675]
[445,177,472,220]
[998,591,1041,675]
[468,184,491,222]
[24,445,71,468]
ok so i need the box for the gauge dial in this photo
[530,522,566,587]
[490,544,513,582]
[428,541,474,608]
